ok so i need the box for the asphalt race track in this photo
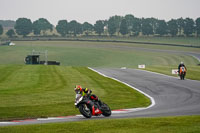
[1,67,200,126]
[94,68,200,118]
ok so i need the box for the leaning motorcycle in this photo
[75,93,111,118]
[179,66,186,80]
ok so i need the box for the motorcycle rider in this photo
[74,85,103,107]
[178,62,187,75]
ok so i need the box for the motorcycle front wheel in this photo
[180,73,185,80]
[79,104,92,118]
[101,103,111,117]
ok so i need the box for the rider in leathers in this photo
[178,62,187,75]
[74,85,103,107]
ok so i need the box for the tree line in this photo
[0,20,15,28]
[0,14,200,38]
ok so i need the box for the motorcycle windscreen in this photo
[180,66,185,73]
[76,94,81,99]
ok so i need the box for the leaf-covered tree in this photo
[6,29,15,38]
[108,17,117,36]
[156,20,168,36]
[0,20,15,28]
[109,15,123,35]
[56,20,69,36]
[14,18,32,37]
[195,17,200,36]
[183,18,195,36]
[132,17,141,36]
[177,17,184,36]
[94,20,104,36]
[32,21,41,35]
[125,14,135,35]
[150,18,158,34]
[82,22,93,36]
[0,24,3,35]
[119,19,128,35]
[168,19,178,36]
[68,20,82,36]
[141,18,153,35]
[33,18,53,35]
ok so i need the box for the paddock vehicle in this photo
[75,94,111,118]
[179,66,186,80]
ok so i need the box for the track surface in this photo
[1,68,200,126]
[95,68,200,118]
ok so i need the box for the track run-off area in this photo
[1,67,200,126]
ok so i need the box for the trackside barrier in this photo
[138,64,145,69]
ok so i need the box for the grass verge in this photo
[1,116,200,133]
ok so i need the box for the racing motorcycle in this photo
[179,66,186,80]
[75,93,111,118]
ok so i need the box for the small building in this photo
[25,55,40,64]
[25,50,60,65]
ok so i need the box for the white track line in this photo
[88,67,156,113]
[0,122,18,124]
[46,117,65,120]
[190,54,200,63]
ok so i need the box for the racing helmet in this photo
[74,85,82,93]
[181,61,184,65]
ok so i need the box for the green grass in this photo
[0,65,150,121]
[35,36,200,46]
[145,65,200,80]
[1,116,200,133]
[0,41,199,67]
[111,36,200,46]
[10,36,200,46]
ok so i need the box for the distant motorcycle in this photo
[75,94,111,118]
[179,66,186,80]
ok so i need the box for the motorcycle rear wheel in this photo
[79,104,92,118]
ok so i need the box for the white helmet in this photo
[181,62,184,65]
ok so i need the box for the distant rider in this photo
[74,85,103,107]
[178,62,187,75]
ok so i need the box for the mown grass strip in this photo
[1,116,200,133]
[0,65,150,121]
